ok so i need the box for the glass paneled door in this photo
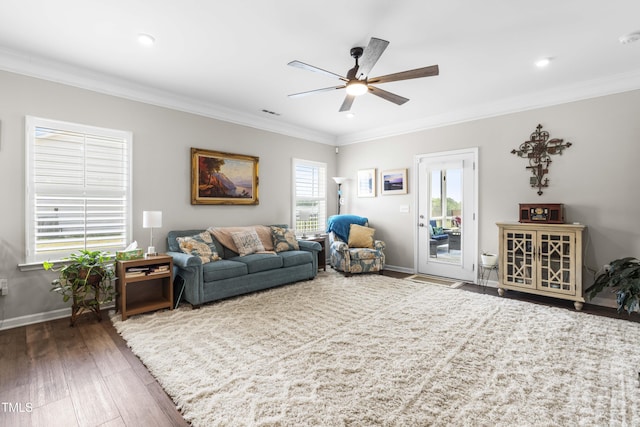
[417,149,477,282]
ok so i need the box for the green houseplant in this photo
[43,249,116,326]
[584,257,640,315]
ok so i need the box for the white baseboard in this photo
[0,303,115,331]
[0,307,71,331]
[384,265,414,274]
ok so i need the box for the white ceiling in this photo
[1,1,640,145]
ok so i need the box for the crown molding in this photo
[2,47,639,148]
[336,69,640,145]
[0,47,336,145]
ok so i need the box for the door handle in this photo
[419,223,425,227]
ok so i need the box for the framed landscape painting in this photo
[381,168,407,195]
[357,168,376,197]
[191,148,259,205]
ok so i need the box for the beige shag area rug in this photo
[111,271,640,426]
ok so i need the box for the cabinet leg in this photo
[573,301,584,311]
[497,287,505,297]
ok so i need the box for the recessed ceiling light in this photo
[535,57,551,68]
[619,31,640,44]
[345,113,355,119]
[137,33,155,46]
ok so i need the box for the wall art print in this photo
[191,148,259,205]
[357,168,376,197]
[381,168,408,195]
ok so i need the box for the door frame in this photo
[413,147,479,283]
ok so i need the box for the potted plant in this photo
[481,250,498,267]
[43,249,116,326]
[584,257,640,315]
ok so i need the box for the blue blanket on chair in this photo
[327,215,368,242]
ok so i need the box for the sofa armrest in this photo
[331,241,349,253]
[297,240,321,274]
[167,251,204,306]
[297,239,322,252]
[374,240,386,251]
[168,251,203,268]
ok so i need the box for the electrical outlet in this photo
[0,278,7,296]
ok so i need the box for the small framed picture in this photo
[381,168,408,195]
[357,168,376,197]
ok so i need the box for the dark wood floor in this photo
[1,271,637,426]
[0,314,189,427]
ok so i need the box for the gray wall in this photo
[1,69,638,327]
[336,89,640,307]
[0,70,336,326]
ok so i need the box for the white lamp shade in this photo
[143,211,162,228]
[332,177,347,185]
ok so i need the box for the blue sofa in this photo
[167,227,321,307]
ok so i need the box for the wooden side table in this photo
[116,255,173,320]
[301,236,326,271]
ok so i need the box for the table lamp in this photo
[299,209,311,238]
[142,211,162,256]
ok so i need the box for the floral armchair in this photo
[326,215,386,276]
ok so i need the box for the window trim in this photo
[24,116,132,266]
[292,158,327,236]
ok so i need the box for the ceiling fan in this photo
[288,37,439,112]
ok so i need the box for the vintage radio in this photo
[519,203,564,224]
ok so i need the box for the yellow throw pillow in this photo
[348,224,375,248]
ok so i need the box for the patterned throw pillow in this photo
[347,224,375,248]
[231,230,265,256]
[270,226,299,252]
[176,232,220,263]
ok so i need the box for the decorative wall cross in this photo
[511,124,572,195]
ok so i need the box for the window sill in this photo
[18,262,47,272]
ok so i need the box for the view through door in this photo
[416,149,477,282]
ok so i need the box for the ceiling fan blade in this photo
[288,60,347,81]
[368,86,409,105]
[288,85,346,98]
[368,65,439,84]
[339,94,356,112]
[356,37,389,79]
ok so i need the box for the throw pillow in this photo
[270,226,300,252]
[434,226,444,236]
[176,232,221,263]
[347,224,375,248]
[231,230,265,256]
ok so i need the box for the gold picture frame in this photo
[191,148,259,205]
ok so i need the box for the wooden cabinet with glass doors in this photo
[496,222,586,310]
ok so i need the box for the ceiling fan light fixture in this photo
[345,80,368,96]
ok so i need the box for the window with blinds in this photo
[292,159,327,235]
[25,117,132,264]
